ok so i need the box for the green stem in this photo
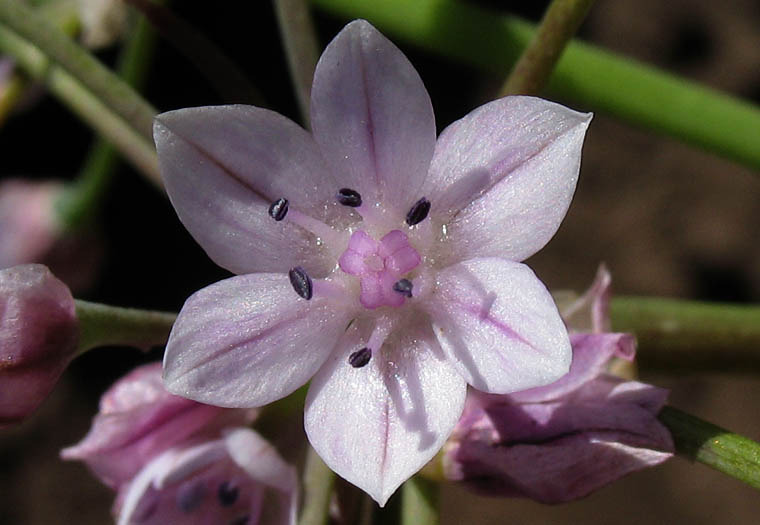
[659,406,760,490]
[0,0,161,184]
[312,0,760,172]
[610,296,760,372]
[298,446,335,525]
[57,12,159,229]
[401,476,438,525]
[500,0,595,96]
[274,0,320,126]
[74,300,176,354]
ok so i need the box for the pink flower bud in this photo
[62,362,257,490]
[0,264,79,426]
[0,179,102,292]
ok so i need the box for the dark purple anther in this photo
[336,188,362,207]
[406,197,430,226]
[348,347,372,368]
[288,266,313,300]
[217,481,239,507]
[392,278,413,298]
[229,515,250,525]
[268,198,289,221]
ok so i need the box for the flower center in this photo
[338,229,421,309]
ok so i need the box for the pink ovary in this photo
[338,229,421,309]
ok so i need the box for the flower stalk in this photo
[610,296,760,372]
[274,0,320,126]
[659,406,760,490]
[74,300,176,354]
[0,0,161,185]
[57,12,159,230]
[298,445,336,525]
[500,0,596,96]
[312,0,760,171]
[401,476,439,525]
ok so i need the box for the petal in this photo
[224,428,297,494]
[425,96,592,265]
[427,258,571,394]
[561,263,612,333]
[509,332,636,403]
[163,273,354,408]
[154,106,338,275]
[451,430,672,503]
[311,20,436,218]
[304,321,466,506]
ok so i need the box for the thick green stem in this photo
[500,0,595,96]
[74,300,176,354]
[659,406,760,490]
[0,0,160,184]
[274,0,319,126]
[610,296,760,372]
[401,476,438,525]
[312,0,760,171]
[57,13,158,229]
[298,446,335,525]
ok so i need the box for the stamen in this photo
[268,198,289,221]
[348,347,372,368]
[217,481,239,507]
[288,267,313,300]
[336,188,362,207]
[392,278,413,298]
[406,197,431,226]
[229,516,250,525]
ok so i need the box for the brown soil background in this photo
[2,0,760,523]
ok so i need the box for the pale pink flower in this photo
[63,363,295,524]
[155,20,591,504]
[62,362,257,490]
[442,268,674,502]
[0,263,79,426]
[115,427,297,525]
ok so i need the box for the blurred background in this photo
[1,0,760,523]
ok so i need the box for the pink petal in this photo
[561,263,613,333]
[424,96,592,265]
[427,258,571,394]
[61,363,256,489]
[448,376,673,503]
[509,332,636,403]
[163,273,355,408]
[154,106,338,276]
[310,20,436,218]
[224,428,298,525]
[304,321,466,506]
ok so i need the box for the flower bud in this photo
[0,264,79,426]
[0,179,102,291]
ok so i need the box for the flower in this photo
[0,263,79,426]
[441,269,674,503]
[62,362,258,490]
[115,428,297,525]
[63,363,295,524]
[0,179,102,291]
[155,20,591,504]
